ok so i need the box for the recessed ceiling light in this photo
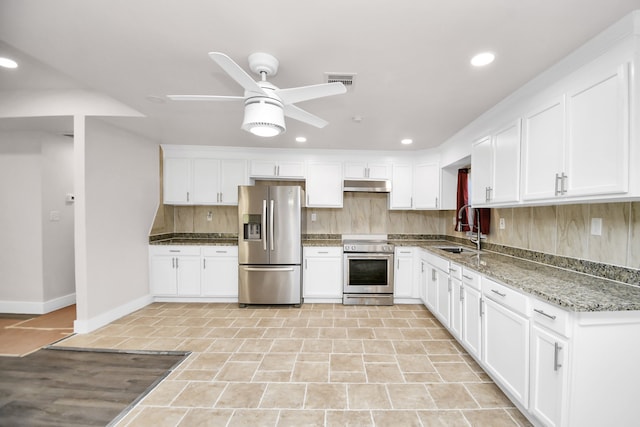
[471,52,495,67]
[401,138,413,145]
[295,136,307,143]
[0,57,18,69]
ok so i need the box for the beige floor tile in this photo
[292,361,329,382]
[372,409,422,426]
[332,339,364,353]
[269,339,303,352]
[396,354,436,373]
[260,383,306,408]
[178,408,234,427]
[417,409,469,426]
[305,383,348,409]
[215,383,266,408]
[347,384,391,409]
[465,383,515,408]
[365,363,404,383]
[347,327,375,339]
[127,407,188,427]
[319,327,348,339]
[301,339,333,353]
[404,373,443,383]
[186,352,231,369]
[172,382,226,407]
[140,380,188,405]
[238,338,273,352]
[278,409,325,426]
[330,354,364,372]
[227,409,279,426]
[422,340,460,355]
[215,361,260,381]
[387,384,436,409]
[393,340,427,354]
[434,362,481,382]
[330,371,368,383]
[234,327,267,338]
[363,354,396,363]
[462,409,520,426]
[427,383,479,409]
[326,410,374,426]
[259,353,297,371]
[262,327,293,338]
[230,352,264,362]
[333,318,359,327]
[505,408,535,426]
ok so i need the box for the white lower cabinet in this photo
[530,324,568,427]
[201,246,238,297]
[303,247,343,301]
[394,247,417,299]
[482,278,530,408]
[149,246,201,296]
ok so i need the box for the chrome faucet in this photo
[457,204,483,252]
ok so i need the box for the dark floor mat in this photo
[0,347,189,426]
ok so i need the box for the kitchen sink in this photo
[434,245,478,254]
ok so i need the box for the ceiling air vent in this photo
[325,72,356,89]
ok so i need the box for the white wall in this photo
[0,130,75,312]
[74,118,158,332]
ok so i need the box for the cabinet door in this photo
[462,285,482,359]
[418,259,428,305]
[176,256,201,296]
[413,163,440,209]
[450,278,463,340]
[219,159,247,205]
[389,164,413,209]
[202,255,238,297]
[192,158,220,204]
[521,97,565,201]
[565,63,629,197]
[149,255,177,295]
[250,160,278,177]
[303,256,343,298]
[306,162,343,208]
[491,120,521,204]
[394,252,415,298]
[530,325,568,427]
[482,297,529,407]
[164,158,191,204]
[436,272,451,326]
[277,161,305,178]
[470,136,492,205]
[426,265,439,312]
[367,163,391,179]
[343,162,367,179]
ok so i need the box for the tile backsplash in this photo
[150,197,640,271]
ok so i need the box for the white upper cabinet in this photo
[250,159,305,179]
[344,161,391,180]
[413,162,441,209]
[389,163,413,209]
[164,157,247,205]
[306,161,343,208]
[522,61,630,202]
[471,119,521,206]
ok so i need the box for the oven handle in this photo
[350,294,392,298]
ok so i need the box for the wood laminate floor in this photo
[0,347,188,426]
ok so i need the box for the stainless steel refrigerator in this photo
[237,185,303,307]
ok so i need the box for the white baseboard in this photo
[73,294,153,334]
[0,293,76,314]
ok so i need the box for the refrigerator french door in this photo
[238,185,303,306]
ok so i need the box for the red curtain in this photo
[456,168,471,232]
[455,168,491,235]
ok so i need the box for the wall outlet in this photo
[591,218,602,236]
[49,210,60,222]
[206,211,213,221]
[499,218,506,230]
[311,213,317,222]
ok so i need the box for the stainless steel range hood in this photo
[343,179,391,193]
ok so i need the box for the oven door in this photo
[343,253,394,294]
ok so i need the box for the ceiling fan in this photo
[167,52,347,137]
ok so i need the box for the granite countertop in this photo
[149,233,640,312]
[410,240,640,313]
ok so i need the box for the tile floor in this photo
[55,303,533,427]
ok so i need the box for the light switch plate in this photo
[499,218,506,229]
[591,218,602,236]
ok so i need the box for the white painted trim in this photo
[0,293,76,314]
[73,294,153,334]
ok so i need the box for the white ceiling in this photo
[1,0,640,151]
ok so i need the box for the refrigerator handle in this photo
[270,199,275,251]
[262,199,267,251]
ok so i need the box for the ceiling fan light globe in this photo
[242,100,286,137]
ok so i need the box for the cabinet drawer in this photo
[483,278,529,316]
[424,251,449,273]
[202,246,238,257]
[448,262,462,280]
[303,246,342,257]
[461,267,482,290]
[531,297,571,337]
[150,245,201,256]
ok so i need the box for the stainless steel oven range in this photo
[343,239,394,305]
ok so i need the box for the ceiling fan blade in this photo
[208,52,265,95]
[283,104,329,128]
[275,82,346,105]
[167,95,244,101]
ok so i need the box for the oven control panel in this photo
[343,242,394,253]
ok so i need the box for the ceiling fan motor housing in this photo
[242,98,286,137]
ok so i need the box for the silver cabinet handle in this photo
[175,257,179,268]
[448,279,451,292]
[318,251,329,254]
[435,197,438,208]
[244,267,294,272]
[172,257,175,269]
[203,258,206,269]
[216,250,227,254]
[491,289,506,297]
[460,285,464,301]
[169,249,180,253]
[449,267,458,273]
[431,268,436,281]
[534,308,557,320]
[421,262,424,273]
[463,274,473,280]
[186,191,190,202]
[555,173,562,196]
[554,342,563,371]
[480,298,484,317]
